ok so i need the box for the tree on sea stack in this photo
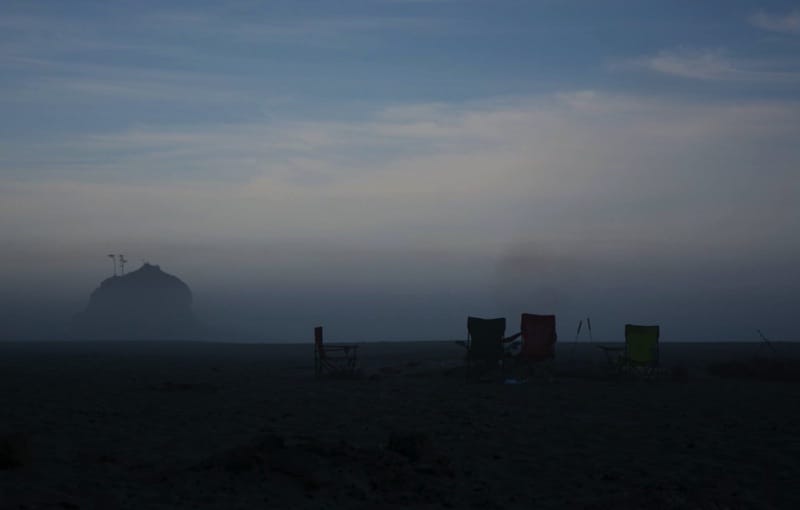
[70,263,203,340]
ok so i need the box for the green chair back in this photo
[467,317,505,362]
[624,324,659,366]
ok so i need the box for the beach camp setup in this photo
[312,318,664,380]
[313,326,359,377]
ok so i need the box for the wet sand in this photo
[1,341,799,509]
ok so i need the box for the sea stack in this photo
[70,263,201,340]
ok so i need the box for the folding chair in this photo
[622,324,660,377]
[466,317,505,380]
[508,314,557,379]
[313,326,359,378]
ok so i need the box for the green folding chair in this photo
[622,324,660,377]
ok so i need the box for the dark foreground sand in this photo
[1,341,799,509]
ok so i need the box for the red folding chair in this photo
[508,314,557,378]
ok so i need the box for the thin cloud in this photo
[147,11,446,48]
[632,49,800,82]
[750,10,800,34]
[646,50,737,80]
[381,0,456,3]
[3,92,799,247]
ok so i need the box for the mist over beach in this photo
[1,1,799,343]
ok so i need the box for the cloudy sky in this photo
[1,0,799,341]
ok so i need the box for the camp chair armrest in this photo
[503,332,522,343]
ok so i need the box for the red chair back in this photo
[520,314,557,361]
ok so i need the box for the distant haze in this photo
[1,1,799,342]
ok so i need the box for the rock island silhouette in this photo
[70,263,202,340]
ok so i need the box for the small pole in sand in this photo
[107,254,117,277]
[119,254,127,275]
[587,317,593,343]
[756,329,777,357]
[569,319,583,364]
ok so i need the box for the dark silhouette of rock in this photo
[70,263,202,340]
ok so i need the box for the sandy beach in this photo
[1,340,798,509]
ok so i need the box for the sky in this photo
[1,0,799,342]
